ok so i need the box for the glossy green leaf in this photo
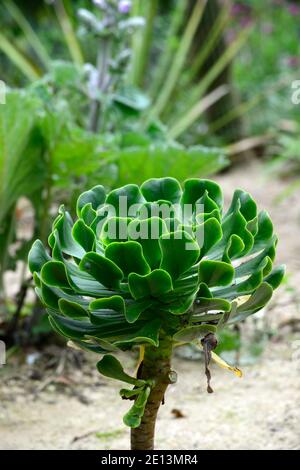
[106,184,145,217]
[181,179,223,209]
[58,298,89,318]
[252,210,273,251]
[105,241,150,277]
[128,217,167,269]
[89,295,126,324]
[97,354,145,386]
[164,293,196,315]
[79,252,123,288]
[173,324,217,342]
[228,282,274,323]
[140,177,182,204]
[80,203,97,226]
[222,234,245,263]
[128,269,173,300]
[51,208,85,258]
[226,189,257,222]
[90,295,125,313]
[72,219,95,252]
[195,190,219,215]
[264,265,285,289]
[49,313,102,340]
[195,217,222,256]
[41,261,70,289]
[125,299,154,323]
[76,185,106,217]
[101,217,132,245]
[235,237,276,278]
[193,297,231,313]
[123,386,151,428]
[114,318,162,347]
[72,339,110,354]
[28,239,51,273]
[213,270,263,300]
[159,230,200,280]
[199,260,234,287]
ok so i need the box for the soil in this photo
[1,161,300,450]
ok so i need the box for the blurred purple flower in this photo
[286,55,300,68]
[231,2,252,17]
[288,3,300,16]
[239,16,252,27]
[118,0,131,14]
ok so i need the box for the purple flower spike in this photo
[118,0,131,14]
[288,3,300,16]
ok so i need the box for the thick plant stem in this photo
[131,334,173,450]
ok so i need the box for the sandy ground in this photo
[0,161,300,450]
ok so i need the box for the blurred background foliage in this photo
[0,0,299,355]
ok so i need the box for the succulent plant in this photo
[28,177,284,450]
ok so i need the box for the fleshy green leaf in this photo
[195,217,222,256]
[79,252,123,288]
[41,261,70,289]
[264,265,285,289]
[72,219,95,252]
[58,298,89,318]
[76,185,106,217]
[226,189,257,222]
[101,217,132,245]
[125,299,154,323]
[173,324,217,342]
[128,269,173,300]
[80,203,97,226]
[159,230,200,280]
[106,184,145,217]
[28,239,51,273]
[90,295,125,313]
[199,260,234,287]
[123,386,151,428]
[128,217,168,269]
[89,295,126,324]
[51,208,85,258]
[141,177,182,204]
[228,282,274,323]
[114,318,162,347]
[105,241,150,277]
[96,354,145,386]
[193,297,231,313]
[181,179,223,209]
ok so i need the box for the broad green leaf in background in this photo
[109,145,227,186]
[0,91,45,224]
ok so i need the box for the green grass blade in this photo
[225,134,273,157]
[0,33,40,81]
[209,75,293,133]
[130,0,158,87]
[149,0,207,119]
[53,0,84,66]
[188,25,253,107]
[168,85,229,139]
[187,2,231,83]
[3,0,51,69]
[167,25,253,131]
[149,1,187,98]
